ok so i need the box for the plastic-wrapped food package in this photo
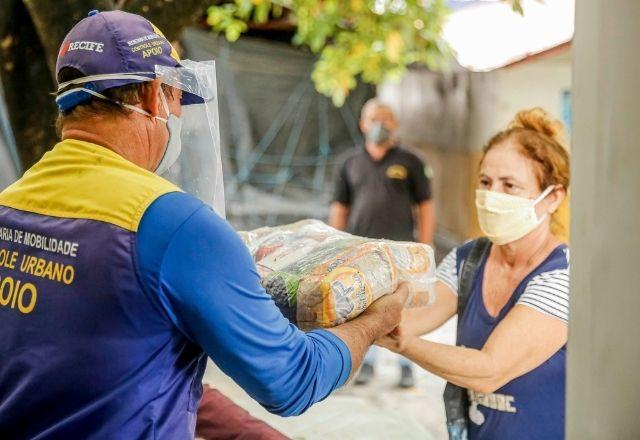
[239,220,436,330]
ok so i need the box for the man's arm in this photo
[329,161,351,231]
[137,193,403,416]
[329,201,350,231]
[416,200,435,244]
[328,284,408,381]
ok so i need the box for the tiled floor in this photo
[202,317,456,440]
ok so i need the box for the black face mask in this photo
[365,122,392,145]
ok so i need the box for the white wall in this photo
[498,52,571,123]
[468,48,573,150]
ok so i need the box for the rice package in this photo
[239,220,436,330]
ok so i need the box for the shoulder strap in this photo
[442,237,491,437]
[456,237,491,335]
[442,237,491,440]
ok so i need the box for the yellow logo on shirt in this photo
[150,23,181,63]
[386,165,408,180]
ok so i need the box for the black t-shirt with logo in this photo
[333,146,432,241]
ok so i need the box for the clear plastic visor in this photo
[156,60,225,217]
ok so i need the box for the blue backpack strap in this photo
[456,237,491,326]
[443,237,491,440]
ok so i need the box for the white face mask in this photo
[57,84,182,175]
[475,186,555,245]
[153,91,182,175]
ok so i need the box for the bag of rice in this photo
[239,220,436,330]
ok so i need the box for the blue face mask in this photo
[365,122,392,145]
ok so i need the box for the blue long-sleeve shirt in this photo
[136,191,352,416]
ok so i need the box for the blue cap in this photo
[56,10,199,111]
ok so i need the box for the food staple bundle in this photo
[239,220,436,330]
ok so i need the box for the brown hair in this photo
[482,107,571,241]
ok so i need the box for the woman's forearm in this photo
[393,306,569,394]
[402,282,458,337]
[402,304,453,337]
[401,337,502,392]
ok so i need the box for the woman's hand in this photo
[375,325,411,353]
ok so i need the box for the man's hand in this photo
[326,283,409,380]
[361,283,410,336]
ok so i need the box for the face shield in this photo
[155,60,224,217]
[55,59,225,217]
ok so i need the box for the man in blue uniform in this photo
[0,11,406,439]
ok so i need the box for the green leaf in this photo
[509,0,525,15]
[254,2,271,23]
[235,0,254,20]
[224,20,247,42]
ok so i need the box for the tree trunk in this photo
[0,0,59,169]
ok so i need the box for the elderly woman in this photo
[377,108,570,439]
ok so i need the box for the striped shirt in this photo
[436,247,570,322]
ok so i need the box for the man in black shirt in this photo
[329,99,436,388]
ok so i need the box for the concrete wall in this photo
[467,47,572,155]
[414,145,482,242]
[567,1,640,438]
[491,50,572,138]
